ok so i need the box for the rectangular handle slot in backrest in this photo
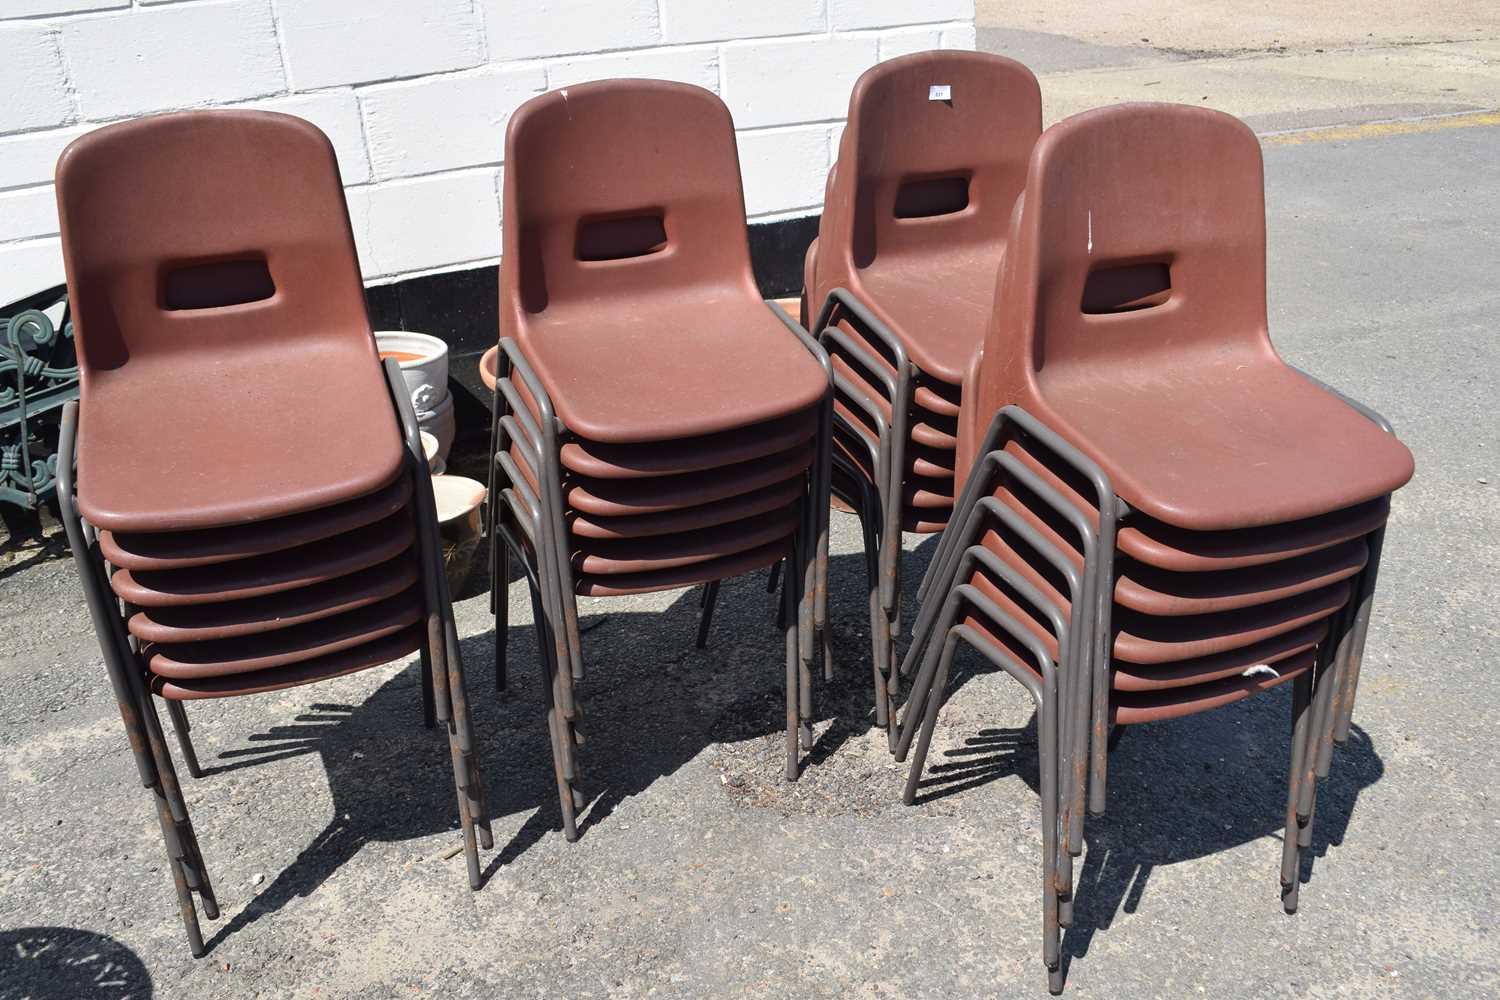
[894,175,970,219]
[163,256,276,310]
[575,213,669,262]
[1081,261,1172,314]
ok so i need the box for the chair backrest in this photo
[56,111,369,378]
[971,103,1271,412]
[500,79,757,327]
[817,50,1041,285]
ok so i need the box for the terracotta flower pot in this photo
[431,474,486,595]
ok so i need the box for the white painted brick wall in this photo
[63,1,286,120]
[278,0,483,90]
[0,0,975,303]
[0,24,72,133]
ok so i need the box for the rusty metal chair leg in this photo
[164,699,204,779]
[494,512,510,695]
[57,401,215,954]
[529,583,580,840]
[795,530,815,750]
[419,642,437,729]
[1280,669,1314,913]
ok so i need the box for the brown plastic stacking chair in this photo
[52,111,494,956]
[486,80,832,840]
[900,104,1414,993]
[801,51,1042,742]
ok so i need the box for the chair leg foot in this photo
[1281,880,1300,915]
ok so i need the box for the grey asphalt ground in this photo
[4,39,1500,1000]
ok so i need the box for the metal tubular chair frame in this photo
[902,577,1064,992]
[52,357,491,957]
[488,316,832,790]
[919,404,1121,814]
[813,287,914,742]
[894,484,1091,917]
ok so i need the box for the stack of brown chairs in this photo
[898,104,1414,993]
[53,111,493,956]
[486,80,833,841]
[802,51,1042,739]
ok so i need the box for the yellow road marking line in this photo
[1261,109,1500,145]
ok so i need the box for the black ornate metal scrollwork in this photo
[2,285,77,511]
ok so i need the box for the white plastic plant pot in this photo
[418,393,455,469]
[431,474,487,596]
[420,431,441,472]
[375,330,450,416]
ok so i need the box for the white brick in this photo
[360,66,546,180]
[278,0,482,90]
[661,1,824,43]
[545,46,719,92]
[736,126,831,216]
[0,238,64,304]
[351,169,501,279]
[63,2,284,120]
[3,1,126,17]
[240,91,372,185]
[830,0,973,30]
[343,184,375,275]
[0,186,59,241]
[877,26,940,60]
[721,36,876,128]
[940,22,978,49]
[875,23,974,60]
[0,125,91,191]
[482,0,659,61]
[0,25,71,132]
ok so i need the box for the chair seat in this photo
[1118,497,1391,573]
[145,589,423,679]
[568,477,804,540]
[77,342,404,532]
[569,505,798,575]
[1112,538,1368,617]
[1111,649,1313,724]
[1111,581,1350,665]
[111,513,414,607]
[151,625,423,700]
[128,554,419,643]
[516,297,826,444]
[574,539,790,597]
[1003,440,1392,572]
[101,474,411,571]
[956,588,1317,713]
[1112,621,1326,692]
[1031,356,1414,531]
[850,243,1000,385]
[558,406,818,480]
[560,441,812,517]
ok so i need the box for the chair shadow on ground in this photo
[892,535,1387,979]
[0,926,152,1000]
[189,544,885,951]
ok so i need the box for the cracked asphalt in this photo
[3,35,1499,1000]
